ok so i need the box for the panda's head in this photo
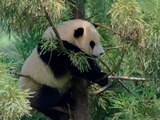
[58,19,104,57]
[73,27,104,57]
[43,19,104,57]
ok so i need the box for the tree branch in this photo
[108,76,148,81]
[104,45,124,50]
[92,22,125,39]
[90,76,148,95]
[10,71,147,95]
[10,72,147,81]
[39,0,64,48]
[52,107,74,118]
[107,45,126,76]
[99,59,132,93]
[10,71,30,78]
[92,22,135,40]
[90,83,113,95]
[93,22,136,93]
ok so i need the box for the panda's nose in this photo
[99,52,104,56]
[94,52,104,58]
[92,45,104,57]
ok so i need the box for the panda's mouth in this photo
[79,46,104,58]
[91,54,103,58]
[92,45,104,57]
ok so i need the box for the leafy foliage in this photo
[138,0,160,82]
[68,51,91,73]
[90,86,115,120]
[0,0,160,120]
[40,38,91,73]
[0,0,65,33]
[12,31,40,61]
[90,0,160,120]
[0,53,32,120]
[39,38,59,55]
[86,0,112,22]
[110,87,160,120]
[108,0,145,43]
[22,111,50,120]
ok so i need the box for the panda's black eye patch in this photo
[90,41,95,49]
[74,27,84,38]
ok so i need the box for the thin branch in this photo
[10,71,147,95]
[92,23,120,38]
[48,50,53,65]
[99,58,132,93]
[99,58,111,71]
[103,42,130,77]
[104,45,124,50]
[107,45,126,76]
[10,72,147,81]
[52,107,74,117]
[117,79,131,93]
[90,76,148,95]
[10,71,145,95]
[10,71,130,93]
[92,22,135,40]
[39,0,64,48]
[90,83,113,95]
[93,22,134,93]
[67,104,73,120]
[85,8,97,20]
[108,76,148,81]
[91,75,148,95]
[10,71,30,78]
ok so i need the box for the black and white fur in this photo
[19,19,108,120]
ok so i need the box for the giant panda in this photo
[19,19,108,120]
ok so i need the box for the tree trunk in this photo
[69,0,90,120]
[69,0,85,19]
[73,79,90,120]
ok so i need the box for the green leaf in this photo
[69,51,91,73]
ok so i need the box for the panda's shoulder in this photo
[42,27,56,39]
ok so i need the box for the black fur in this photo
[30,85,73,120]
[36,86,61,108]
[36,40,108,119]
[37,40,108,85]
[74,27,84,38]
[90,41,95,49]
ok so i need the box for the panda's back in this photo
[19,47,72,92]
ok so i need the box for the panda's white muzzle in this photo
[92,45,104,57]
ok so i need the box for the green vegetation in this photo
[0,53,32,119]
[0,0,160,120]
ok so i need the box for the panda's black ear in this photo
[74,27,84,38]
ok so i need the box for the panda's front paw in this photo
[59,94,76,111]
[62,100,76,111]
[69,98,76,110]
[98,79,108,87]
[98,76,108,87]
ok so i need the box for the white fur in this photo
[43,19,104,57]
[19,47,72,93]
[92,44,104,57]
[19,19,104,94]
